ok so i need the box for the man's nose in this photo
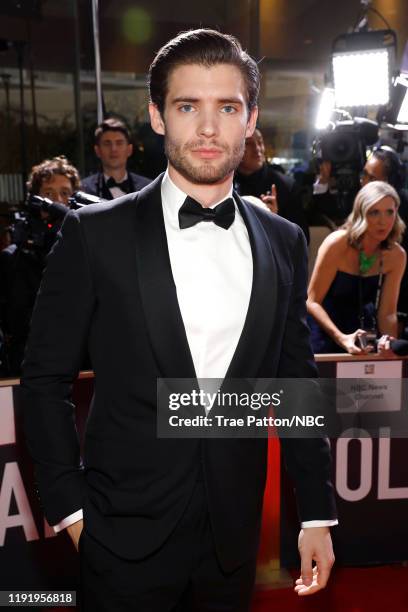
[197,110,218,138]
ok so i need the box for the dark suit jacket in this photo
[80,170,151,200]
[21,174,337,572]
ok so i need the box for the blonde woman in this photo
[307,181,406,355]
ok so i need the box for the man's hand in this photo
[294,527,334,596]
[377,334,398,359]
[260,184,278,214]
[67,519,83,551]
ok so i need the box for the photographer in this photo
[2,156,79,375]
[311,119,381,225]
[28,155,79,207]
[307,181,406,355]
[312,159,354,224]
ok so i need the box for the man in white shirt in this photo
[22,29,337,611]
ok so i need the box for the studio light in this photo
[333,50,389,107]
[315,88,335,130]
[331,29,396,108]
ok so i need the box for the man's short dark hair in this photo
[148,29,260,115]
[372,146,405,192]
[27,156,80,195]
[94,117,131,145]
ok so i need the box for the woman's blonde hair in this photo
[343,180,405,248]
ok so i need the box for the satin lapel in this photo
[133,174,196,378]
[225,194,278,379]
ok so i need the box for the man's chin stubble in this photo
[173,162,231,184]
[165,144,244,185]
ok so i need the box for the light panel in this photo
[332,50,390,107]
[315,88,335,130]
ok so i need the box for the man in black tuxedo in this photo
[81,117,150,199]
[22,29,337,611]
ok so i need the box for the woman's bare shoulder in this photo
[319,229,349,255]
[383,242,407,269]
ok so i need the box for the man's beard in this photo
[165,137,245,185]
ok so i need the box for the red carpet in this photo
[51,564,408,611]
[252,565,408,612]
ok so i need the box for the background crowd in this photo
[0,113,408,376]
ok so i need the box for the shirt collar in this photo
[161,169,235,225]
[104,171,128,184]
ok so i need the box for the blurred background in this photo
[0,0,407,195]
[2,0,408,375]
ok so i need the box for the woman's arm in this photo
[378,246,407,336]
[307,232,367,354]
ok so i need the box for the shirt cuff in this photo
[313,182,329,195]
[301,519,338,528]
[53,509,83,533]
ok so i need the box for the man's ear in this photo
[94,144,101,160]
[245,106,258,138]
[126,143,133,159]
[149,103,165,136]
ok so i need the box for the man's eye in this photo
[180,104,194,112]
[221,105,236,114]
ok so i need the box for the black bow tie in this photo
[106,177,130,192]
[178,196,235,230]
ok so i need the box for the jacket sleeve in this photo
[278,226,337,522]
[20,210,95,525]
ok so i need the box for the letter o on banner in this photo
[336,431,372,502]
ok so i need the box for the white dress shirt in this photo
[161,171,252,380]
[54,170,337,532]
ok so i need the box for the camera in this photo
[10,191,106,257]
[357,330,378,351]
[315,118,378,187]
[313,118,379,216]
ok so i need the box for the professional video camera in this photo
[313,118,379,213]
[1,191,106,376]
[10,191,106,256]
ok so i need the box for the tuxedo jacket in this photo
[21,174,337,572]
[80,170,151,200]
